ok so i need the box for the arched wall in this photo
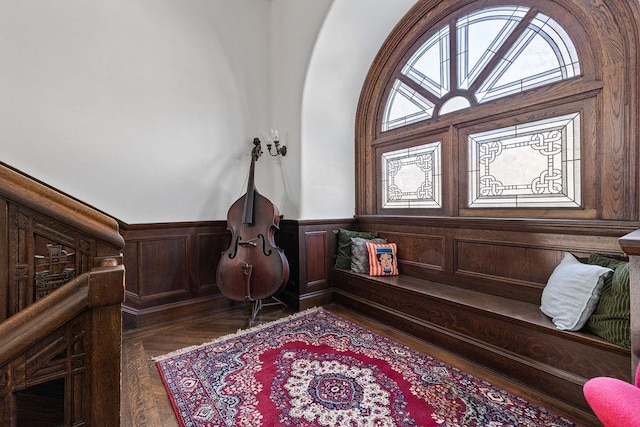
[300,0,417,219]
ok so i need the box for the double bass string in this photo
[238,160,251,198]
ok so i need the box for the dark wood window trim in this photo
[356,0,640,221]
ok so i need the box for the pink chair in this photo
[583,363,640,427]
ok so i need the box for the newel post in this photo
[619,230,640,381]
[88,259,125,426]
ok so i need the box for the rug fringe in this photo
[152,306,325,362]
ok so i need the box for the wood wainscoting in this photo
[120,221,234,329]
[277,219,355,310]
[120,219,354,328]
[331,215,638,421]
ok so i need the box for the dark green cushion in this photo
[334,229,379,269]
[586,253,631,349]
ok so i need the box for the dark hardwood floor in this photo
[121,303,597,426]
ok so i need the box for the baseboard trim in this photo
[122,294,234,330]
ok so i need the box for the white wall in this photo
[0,0,415,223]
[300,0,416,219]
[0,0,271,224]
[263,0,333,220]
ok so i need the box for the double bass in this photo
[216,138,289,303]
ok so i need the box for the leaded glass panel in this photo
[382,142,442,209]
[380,5,581,131]
[457,6,529,90]
[402,27,450,97]
[475,14,580,103]
[468,112,581,208]
[382,80,435,131]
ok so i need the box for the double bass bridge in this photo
[238,238,258,247]
[239,234,272,256]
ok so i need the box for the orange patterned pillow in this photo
[366,242,399,276]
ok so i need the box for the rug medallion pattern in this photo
[156,307,578,426]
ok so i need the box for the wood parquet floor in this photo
[121,303,596,427]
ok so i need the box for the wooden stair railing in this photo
[0,162,125,426]
[0,259,125,426]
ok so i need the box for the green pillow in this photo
[334,229,379,269]
[585,253,631,349]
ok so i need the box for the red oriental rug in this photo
[155,307,579,427]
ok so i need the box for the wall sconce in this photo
[264,129,287,157]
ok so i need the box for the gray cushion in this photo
[540,252,612,331]
[350,237,387,273]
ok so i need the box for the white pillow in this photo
[540,252,613,331]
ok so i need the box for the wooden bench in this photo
[332,267,630,419]
[329,218,637,422]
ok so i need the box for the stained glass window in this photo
[402,27,450,98]
[475,14,580,103]
[381,80,435,132]
[381,6,580,131]
[457,6,529,91]
[468,112,580,208]
[381,141,442,209]
[377,4,583,212]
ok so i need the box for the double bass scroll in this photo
[216,138,290,303]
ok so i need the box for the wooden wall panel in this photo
[123,242,138,295]
[0,199,6,320]
[357,216,637,305]
[305,231,327,290]
[454,239,558,285]
[138,237,188,296]
[197,232,229,288]
[120,219,355,326]
[278,219,355,310]
[120,221,233,329]
[379,231,445,271]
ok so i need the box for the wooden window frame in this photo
[356,0,639,221]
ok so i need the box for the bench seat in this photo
[332,267,631,417]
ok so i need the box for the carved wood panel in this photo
[1,314,90,426]
[0,161,125,425]
[5,204,96,319]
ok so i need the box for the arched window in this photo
[356,0,639,221]
[382,6,580,130]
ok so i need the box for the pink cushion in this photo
[583,367,640,427]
